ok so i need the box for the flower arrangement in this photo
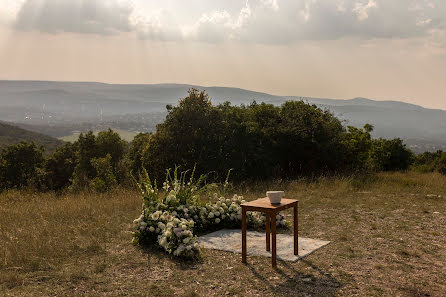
[132,168,287,258]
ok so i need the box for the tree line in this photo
[0,89,444,192]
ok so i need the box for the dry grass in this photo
[1,172,446,296]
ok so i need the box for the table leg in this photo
[266,213,271,251]
[271,212,277,268]
[294,203,298,255]
[242,207,247,264]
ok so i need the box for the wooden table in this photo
[241,198,299,268]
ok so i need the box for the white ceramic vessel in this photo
[266,191,284,204]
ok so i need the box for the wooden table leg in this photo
[271,212,277,268]
[294,203,298,255]
[242,207,247,264]
[266,213,270,251]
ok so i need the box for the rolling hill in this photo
[0,80,445,153]
[0,121,63,154]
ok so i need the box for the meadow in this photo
[1,172,445,296]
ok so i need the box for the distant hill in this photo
[0,121,63,154]
[1,80,446,153]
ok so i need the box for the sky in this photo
[0,0,445,109]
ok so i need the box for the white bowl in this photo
[266,191,284,204]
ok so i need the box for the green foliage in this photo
[369,138,413,171]
[413,150,446,175]
[43,142,77,191]
[128,133,151,175]
[341,125,373,172]
[143,90,349,181]
[89,154,117,193]
[0,141,44,189]
[143,89,224,182]
[71,129,128,191]
[437,153,446,175]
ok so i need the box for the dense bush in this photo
[0,141,44,189]
[142,89,349,181]
[369,138,413,171]
[412,150,446,174]
[71,129,128,191]
[141,89,413,181]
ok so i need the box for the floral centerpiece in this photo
[132,168,287,258]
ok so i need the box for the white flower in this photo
[183,237,191,244]
[208,212,214,219]
[215,218,221,224]
[181,224,187,230]
[140,221,147,227]
[149,226,155,232]
[172,211,178,217]
[151,212,160,220]
[221,214,226,219]
[215,211,220,217]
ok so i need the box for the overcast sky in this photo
[0,0,445,109]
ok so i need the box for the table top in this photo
[241,197,298,212]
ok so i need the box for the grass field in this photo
[58,128,138,142]
[1,172,445,296]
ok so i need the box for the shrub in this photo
[412,150,445,174]
[142,89,349,181]
[436,152,446,175]
[89,154,117,193]
[0,141,44,190]
[370,138,413,171]
[43,142,77,191]
[128,133,151,175]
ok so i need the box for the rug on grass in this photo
[198,229,330,262]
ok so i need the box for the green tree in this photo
[341,125,373,172]
[128,132,151,175]
[370,138,413,171]
[277,101,345,175]
[143,89,224,181]
[0,141,44,189]
[43,142,77,191]
[89,154,117,193]
[412,150,443,172]
[436,152,446,175]
[96,129,127,172]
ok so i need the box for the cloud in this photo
[186,2,251,42]
[15,0,133,35]
[352,0,377,21]
[190,0,446,44]
[0,0,25,25]
[132,9,183,41]
[8,0,446,45]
